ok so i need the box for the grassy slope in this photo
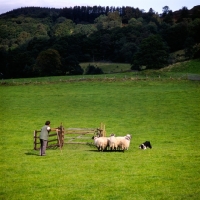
[0,59,200,199]
[161,59,200,74]
[80,59,200,75]
[139,59,200,78]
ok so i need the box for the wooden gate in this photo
[33,123,105,149]
[64,123,106,144]
[33,125,64,150]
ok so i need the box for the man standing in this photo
[39,121,51,156]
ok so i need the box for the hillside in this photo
[0,5,200,79]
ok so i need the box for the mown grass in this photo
[0,60,200,199]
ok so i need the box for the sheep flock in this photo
[92,134,132,152]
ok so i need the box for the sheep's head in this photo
[92,135,98,140]
[125,134,131,140]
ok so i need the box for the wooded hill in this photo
[0,5,200,78]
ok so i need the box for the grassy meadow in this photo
[0,60,200,199]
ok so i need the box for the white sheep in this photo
[109,134,118,151]
[116,134,132,152]
[93,136,109,151]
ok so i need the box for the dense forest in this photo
[0,5,200,78]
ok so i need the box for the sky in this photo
[0,0,199,15]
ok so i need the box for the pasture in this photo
[80,62,131,74]
[0,64,200,199]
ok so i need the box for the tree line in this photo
[0,5,200,78]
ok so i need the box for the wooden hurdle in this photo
[33,123,106,149]
[99,122,106,137]
[64,123,106,144]
[64,128,97,144]
[33,125,64,150]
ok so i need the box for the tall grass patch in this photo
[0,79,200,199]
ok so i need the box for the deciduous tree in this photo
[35,49,62,76]
[131,35,169,70]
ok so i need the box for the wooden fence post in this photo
[58,125,64,147]
[103,124,106,137]
[98,123,106,137]
[33,130,37,150]
[56,129,63,155]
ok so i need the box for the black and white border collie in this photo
[139,141,152,150]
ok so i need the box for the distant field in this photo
[0,59,200,199]
[1,59,199,85]
[80,62,131,73]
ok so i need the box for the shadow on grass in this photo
[25,147,59,156]
[86,149,126,153]
[25,151,39,156]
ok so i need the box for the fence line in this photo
[33,123,106,149]
[33,126,64,150]
[1,74,193,86]
[64,123,106,144]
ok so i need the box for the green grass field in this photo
[0,60,200,199]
